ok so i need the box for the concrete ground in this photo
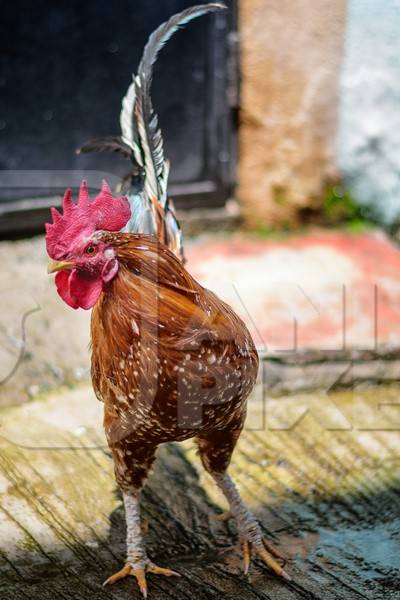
[1,382,400,599]
[186,228,400,352]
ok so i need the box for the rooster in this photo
[45,4,290,597]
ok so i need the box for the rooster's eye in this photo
[85,245,96,255]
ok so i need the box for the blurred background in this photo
[1,0,400,235]
[1,1,400,598]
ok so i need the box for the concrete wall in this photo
[238,0,400,229]
[336,0,400,227]
[238,0,347,227]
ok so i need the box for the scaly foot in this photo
[235,516,290,580]
[216,511,291,579]
[223,509,290,579]
[215,509,290,579]
[103,560,180,598]
[240,533,290,580]
[211,473,292,581]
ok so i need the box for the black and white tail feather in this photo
[77,3,226,262]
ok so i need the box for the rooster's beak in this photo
[47,260,74,274]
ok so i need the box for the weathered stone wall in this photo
[238,0,347,227]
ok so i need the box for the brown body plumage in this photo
[91,232,258,490]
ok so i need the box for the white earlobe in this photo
[102,258,119,283]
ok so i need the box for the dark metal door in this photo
[0,0,237,235]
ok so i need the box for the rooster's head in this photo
[45,180,131,309]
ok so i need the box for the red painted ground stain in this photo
[186,230,400,351]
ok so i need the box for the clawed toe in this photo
[213,509,233,522]
[240,536,291,581]
[103,563,133,587]
[103,561,180,598]
[242,539,251,574]
[262,538,287,565]
[147,564,180,577]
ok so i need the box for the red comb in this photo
[45,180,131,259]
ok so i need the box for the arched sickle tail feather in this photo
[130,3,227,208]
[76,3,227,263]
[76,136,135,160]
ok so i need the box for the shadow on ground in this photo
[1,441,399,600]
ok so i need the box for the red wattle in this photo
[55,270,79,309]
[55,269,104,310]
[69,270,104,310]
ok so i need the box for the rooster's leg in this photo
[211,472,291,580]
[103,492,179,597]
[196,429,291,581]
[103,443,180,597]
